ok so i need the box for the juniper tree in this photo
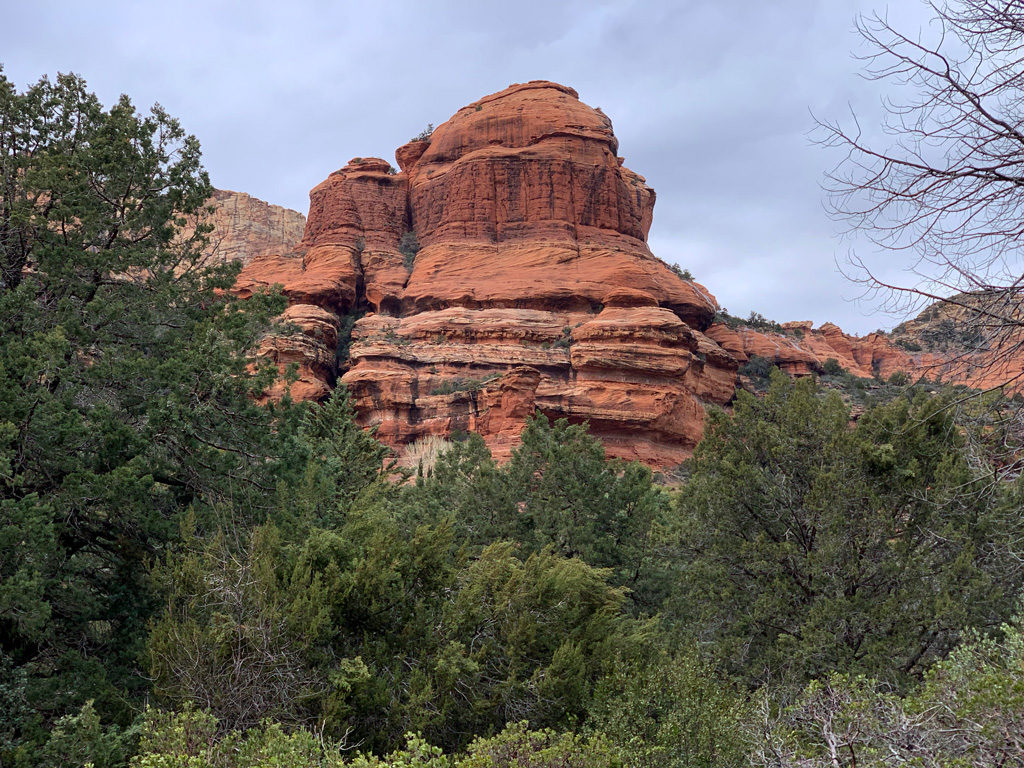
[670,373,1024,690]
[0,70,301,750]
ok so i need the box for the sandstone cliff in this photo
[708,298,1024,394]
[236,81,736,466]
[227,81,1024,468]
[192,189,306,267]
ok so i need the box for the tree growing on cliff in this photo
[820,1,1024,401]
[0,70,301,753]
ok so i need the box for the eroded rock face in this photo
[237,81,735,467]
[705,322,913,380]
[228,82,1024,467]
[707,311,1024,393]
[192,189,306,267]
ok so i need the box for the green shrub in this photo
[37,701,135,768]
[460,723,616,768]
[552,327,574,349]
[669,263,694,280]
[132,707,342,768]
[670,374,1024,690]
[739,355,776,380]
[822,357,844,376]
[888,370,910,386]
[411,124,434,142]
[713,310,743,329]
[400,231,421,269]
[588,651,750,768]
[762,613,1024,767]
[745,311,784,333]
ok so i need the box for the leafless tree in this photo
[819,0,1024,470]
[822,1,1024,306]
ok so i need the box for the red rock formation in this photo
[230,81,1024,469]
[708,320,922,379]
[707,311,1024,394]
[237,81,735,467]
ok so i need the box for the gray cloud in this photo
[2,0,940,333]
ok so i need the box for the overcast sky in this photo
[2,0,942,333]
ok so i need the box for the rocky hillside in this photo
[712,295,1024,394]
[219,81,1023,467]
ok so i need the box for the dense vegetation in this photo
[3,71,1023,768]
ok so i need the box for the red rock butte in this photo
[234,80,1021,468]
[235,81,734,465]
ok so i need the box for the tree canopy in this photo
[0,70,301,749]
[670,373,1024,689]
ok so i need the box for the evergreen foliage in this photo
[588,650,750,768]
[130,713,618,768]
[670,372,1024,690]
[0,70,303,753]
[400,415,671,611]
[6,68,1024,768]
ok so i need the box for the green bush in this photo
[895,337,923,352]
[888,370,910,386]
[130,714,616,768]
[411,124,435,142]
[670,374,1024,690]
[745,311,785,333]
[588,651,749,768]
[399,232,421,269]
[821,357,844,375]
[430,374,500,395]
[460,723,616,768]
[669,263,694,280]
[739,354,776,380]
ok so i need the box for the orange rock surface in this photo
[228,81,1024,469]
[237,81,735,467]
[707,313,1024,393]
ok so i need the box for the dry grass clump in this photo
[401,434,453,476]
